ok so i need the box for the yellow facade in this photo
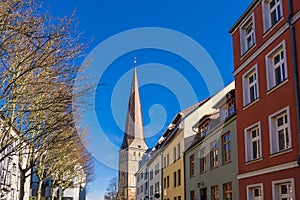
[162,129,184,200]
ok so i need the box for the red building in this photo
[229,0,300,199]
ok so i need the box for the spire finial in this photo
[134,56,137,67]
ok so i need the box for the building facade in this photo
[160,82,235,200]
[229,0,300,199]
[0,123,31,200]
[118,61,148,200]
[185,89,239,200]
[136,153,150,200]
[147,150,162,200]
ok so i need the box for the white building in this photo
[147,149,162,200]
[135,153,150,200]
[0,123,31,200]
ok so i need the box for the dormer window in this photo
[220,90,236,121]
[199,121,210,138]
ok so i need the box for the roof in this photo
[229,0,260,34]
[180,98,210,115]
[150,97,211,153]
[121,62,147,150]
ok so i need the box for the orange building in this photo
[229,0,300,199]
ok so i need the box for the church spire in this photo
[120,58,147,150]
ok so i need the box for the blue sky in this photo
[45,1,252,199]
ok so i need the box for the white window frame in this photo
[245,122,262,162]
[262,0,283,32]
[269,106,292,154]
[243,64,259,106]
[240,13,256,55]
[246,183,264,200]
[265,40,287,90]
[272,178,295,200]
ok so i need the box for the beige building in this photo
[160,82,235,200]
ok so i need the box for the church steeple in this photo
[118,58,148,200]
[120,58,147,150]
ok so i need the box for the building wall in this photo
[0,128,31,200]
[148,153,162,200]
[185,116,238,200]
[162,129,184,200]
[119,147,147,200]
[136,164,148,200]
[230,0,300,199]
[182,82,235,150]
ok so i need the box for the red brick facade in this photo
[230,0,300,199]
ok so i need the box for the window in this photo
[272,179,295,200]
[178,196,181,200]
[247,184,263,200]
[177,169,181,186]
[210,141,218,169]
[155,163,159,175]
[266,41,287,90]
[243,65,259,106]
[174,197,177,200]
[222,132,232,164]
[262,0,283,31]
[240,14,255,54]
[164,178,166,189]
[221,93,235,121]
[150,170,153,180]
[199,121,210,138]
[167,154,169,166]
[245,123,262,162]
[199,148,206,173]
[223,182,232,200]
[190,190,195,200]
[164,157,166,168]
[155,182,159,193]
[150,185,153,196]
[269,107,291,154]
[173,147,176,163]
[190,154,195,177]
[145,182,148,194]
[167,176,169,188]
[211,185,219,200]
[177,143,181,160]
[173,171,177,187]
[221,107,228,121]
[11,189,15,200]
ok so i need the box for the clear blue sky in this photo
[45,1,252,199]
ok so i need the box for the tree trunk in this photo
[51,182,56,200]
[19,170,26,200]
[37,180,43,200]
[58,188,63,200]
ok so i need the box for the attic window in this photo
[138,145,141,148]
[198,121,209,138]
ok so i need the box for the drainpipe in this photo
[287,0,300,166]
[183,151,186,200]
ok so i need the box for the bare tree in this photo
[0,1,93,200]
[104,177,118,200]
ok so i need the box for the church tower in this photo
[118,58,148,200]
